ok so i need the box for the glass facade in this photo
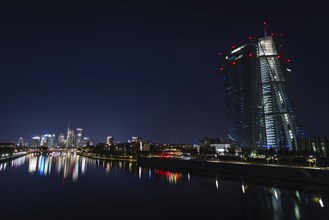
[76,128,83,147]
[66,128,74,148]
[221,35,301,148]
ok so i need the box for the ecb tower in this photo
[220,30,303,148]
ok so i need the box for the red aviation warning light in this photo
[220,67,224,71]
[277,55,281,59]
[248,36,252,40]
[248,53,252,57]
[232,61,236,65]
[231,45,235,49]
[286,59,291,63]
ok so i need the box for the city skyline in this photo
[1,0,328,144]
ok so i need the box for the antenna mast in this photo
[263,21,267,37]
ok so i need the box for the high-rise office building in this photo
[57,133,66,148]
[106,136,114,145]
[40,134,56,148]
[80,137,90,147]
[49,134,56,148]
[17,137,24,147]
[32,136,41,148]
[131,136,141,143]
[220,31,303,148]
[76,128,83,147]
[66,128,74,148]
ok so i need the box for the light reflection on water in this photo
[0,154,328,219]
[25,152,83,182]
[2,153,186,184]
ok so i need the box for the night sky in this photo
[1,0,328,144]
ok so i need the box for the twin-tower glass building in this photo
[220,33,303,148]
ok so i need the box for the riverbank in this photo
[0,152,27,162]
[78,153,137,162]
[138,157,329,185]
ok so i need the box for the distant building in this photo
[0,143,16,148]
[210,144,231,155]
[17,137,24,147]
[66,128,74,148]
[49,135,56,148]
[80,137,90,147]
[220,32,303,148]
[131,136,142,143]
[0,143,16,157]
[32,136,41,148]
[40,134,56,148]
[106,136,114,145]
[76,128,83,147]
[140,142,150,151]
[57,133,66,148]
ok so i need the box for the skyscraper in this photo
[57,133,66,148]
[32,136,41,148]
[76,128,83,147]
[81,137,91,147]
[220,31,303,149]
[40,134,56,148]
[66,129,74,148]
[17,137,24,147]
[106,136,114,145]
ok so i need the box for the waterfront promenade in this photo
[0,152,27,162]
[74,152,329,185]
[137,157,329,185]
[78,152,137,162]
[2,151,328,185]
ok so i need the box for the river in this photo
[0,153,328,220]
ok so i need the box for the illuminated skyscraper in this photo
[131,136,141,143]
[220,31,303,148]
[106,136,114,145]
[17,137,24,147]
[81,137,90,147]
[57,133,66,148]
[66,128,74,148]
[32,136,41,148]
[40,134,56,148]
[76,128,83,147]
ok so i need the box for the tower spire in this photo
[263,21,267,37]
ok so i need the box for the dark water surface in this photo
[0,153,328,220]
